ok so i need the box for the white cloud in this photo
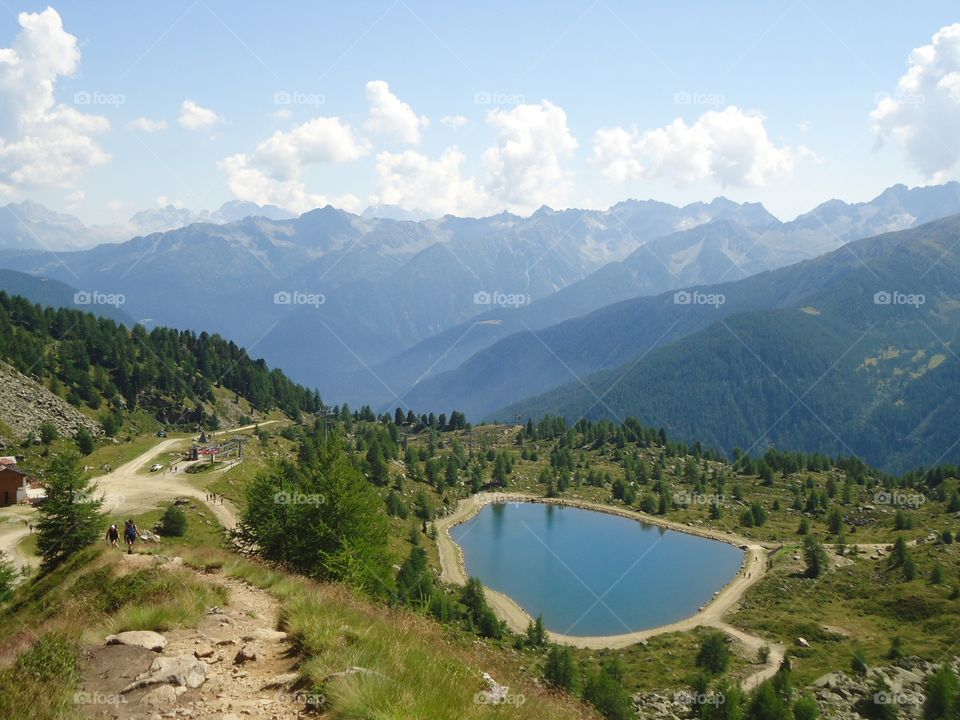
[220,115,369,213]
[871,23,960,178]
[365,80,428,144]
[178,99,220,130]
[482,100,578,212]
[65,189,84,208]
[128,116,167,133]
[370,147,489,217]
[592,106,799,187]
[441,114,468,129]
[0,8,109,195]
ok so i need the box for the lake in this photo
[450,501,744,636]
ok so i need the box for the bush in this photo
[583,664,632,720]
[74,426,95,455]
[160,504,187,537]
[923,665,958,720]
[38,421,59,445]
[697,631,731,675]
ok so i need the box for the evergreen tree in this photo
[803,535,829,578]
[36,453,104,569]
[543,645,575,691]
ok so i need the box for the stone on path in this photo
[122,654,208,693]
[105,630,167,652]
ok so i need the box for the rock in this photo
[244,629,287,642]
[796,637,810,648]
[193,643,216,659]
[480,671,509,704]
[142,684,178,709]
[260,672,299,690]
[233,644,261,664]
[106,630,167,652]
[122,655,208,693]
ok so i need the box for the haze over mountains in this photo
[0,200,296,251]
[4,182,960,470]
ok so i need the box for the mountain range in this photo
[4,182,960,471]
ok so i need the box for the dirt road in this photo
[435,492,785,689]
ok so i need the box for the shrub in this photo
[38,421,59,445]
[160,504,187,537]
[697,631,731,675]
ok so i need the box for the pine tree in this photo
[543,645,575,690]
[36,453,104,569]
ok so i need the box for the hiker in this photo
[123,519,139,554]
[106,524,120,548]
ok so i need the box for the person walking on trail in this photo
[123,519,139,554]
[106,524,120,548]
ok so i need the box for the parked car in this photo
[156,431,167,437]
[150,463,163,472]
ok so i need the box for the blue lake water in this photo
[450,502,744,636]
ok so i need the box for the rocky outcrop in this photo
[0,361,101,443]
[811,657,960,720]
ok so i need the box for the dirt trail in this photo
[95,438,239,530]
[79,555,305,720]
[435,492,785,690]
[0,505,35,574]
[0,424,264,578]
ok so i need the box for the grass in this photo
[0,548,229,717]
[569,627,753,694]
[219,553,598,719]
[731,538,960,686]
[0,632,83,720]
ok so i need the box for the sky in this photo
[1,1,959,224]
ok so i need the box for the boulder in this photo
[122,655,208,693]
[105,630,167,652]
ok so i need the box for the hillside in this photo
[7,185,959,407]
[0,269,134,325]
[337,183,960,408]
[497,215,960,472]
[0,292,321,439]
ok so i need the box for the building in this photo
[0,464,29,507]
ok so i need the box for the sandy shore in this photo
[434,492,785,687]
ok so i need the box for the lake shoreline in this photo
[434,491,776,652]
